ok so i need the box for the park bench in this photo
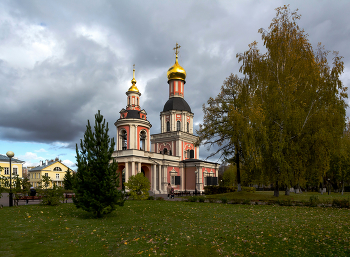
[14,195,43,205]
[64,193,75,203]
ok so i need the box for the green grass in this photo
[206,190,350,202]
[1,201,350,256]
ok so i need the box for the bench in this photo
[64,193,75,203]
[14,196,43,205]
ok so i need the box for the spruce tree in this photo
[63,168,73,190]
[74,110,124,217]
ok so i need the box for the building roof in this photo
[28,161,71,172]
[0,154,25,163]
[163,97,192,113]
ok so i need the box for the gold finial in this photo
[128,64,139,92]
[173,43,181,59]
[131,64,137,85]
[167,43,186,81]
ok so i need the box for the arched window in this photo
[163,148,168,155]
[53,167,62,171]
[137,97,139,106]
[128,97,130,105]
[177,121,181,131]
[140,131,146,151]
[167,121,170,132]
[120,130,127,150]
[187,122,189,133]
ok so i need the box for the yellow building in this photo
[0,153,25,178]
[28,160,73,188]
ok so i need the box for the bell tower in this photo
[151,44,198,160]
[115,65,152,151]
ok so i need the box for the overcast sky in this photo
[1,0,350,169]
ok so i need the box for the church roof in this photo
[126,110,142,119]
[163,97,192,113]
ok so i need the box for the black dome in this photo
[163,97,191,113]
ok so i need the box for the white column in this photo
[158,164,161,193]
[131,161,135,176]
[125,162,129,183]
[135,125,138,149]
[198,167,203,191]
[152,164,156,193]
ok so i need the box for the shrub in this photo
[221,197,228,204]
[188,196,198,202]
[204,186,235,195]
[124,173,151,200]
[309,195,319,207]
[242,187,256,193]
[147,196,155,200]
[39,185,64,206]
[156,197,164,201]
[198,196,206,203]
[242,199,251,205]
[332,199,350,208]
[208,198,216,203]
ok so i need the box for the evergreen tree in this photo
[63,168,73,190]
[74,110,125,217]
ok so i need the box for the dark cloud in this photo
[1,0,350,161]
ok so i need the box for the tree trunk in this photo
[274,180,279,197]
[236,152,241,192]
[285,186,290,195]
[342,182,344,195]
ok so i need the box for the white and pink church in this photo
[113,44,218,194]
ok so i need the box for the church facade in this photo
[113,44,218,194]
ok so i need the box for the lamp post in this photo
[6,151,14,207]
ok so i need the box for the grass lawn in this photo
[0,201,349,256]
[206,191,350,203]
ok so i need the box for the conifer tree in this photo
[74,110,125,217]
[63,168,73,190]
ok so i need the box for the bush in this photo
[124,173,151,200]
[198,196,206,203]
[242,199,251,205]
[242,187,256,193]
[332,199,350,208]
[309,195,320,207]
[156,197,164,201]
[204,186,235,195]
[39,185,64,206]
[221,197,228,204]
[147,196,155,200]
[188,196,198,202]
[208,198,216,203]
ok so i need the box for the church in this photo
[113,44,218,194]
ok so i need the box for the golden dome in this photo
[128,65,139,92]
[167,55,186,81]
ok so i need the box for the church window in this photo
[167,122,170,132]
[121,130,128,150]
[128,97,130,105]
[163,148,168,155]
[56,174,60,179]
[177,121,181,131]
[140,131,146,151]
[169,150,172,156]
[137,97,139,106]
[54,167,62,171]
[187,122,189,133]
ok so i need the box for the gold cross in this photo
[173,43,181,56]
